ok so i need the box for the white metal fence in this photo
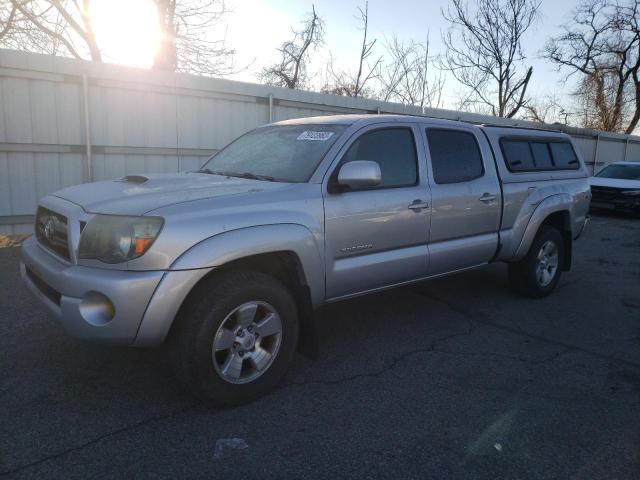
[1,49,639,234]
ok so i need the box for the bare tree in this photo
[0,4,56,55]
[441,0,540,118]
[582,69,634,130]
[544,0,640,133]
[522,92,573,124]
[0,3,18,41]
[153,0,236,76]
[568,68,636,130]
[378,35,444,109]
[1,0,235,76]
[1,0,101,61]
[322,1,382,97]
[260,5,324,89]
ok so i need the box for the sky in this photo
[87,0,582,110]
[222,0,581,108]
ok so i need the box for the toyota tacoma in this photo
[21,115,591,405]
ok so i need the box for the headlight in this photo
[78,215,164,264]
[621,190,640,196]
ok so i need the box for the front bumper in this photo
[590,199,640,214]
[590,187,640,214]
[21,235,164,345]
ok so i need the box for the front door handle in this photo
[479,193,497,203]
[408,200,429,211]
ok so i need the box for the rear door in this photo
[421,126,502,274]
[323,123,431,299]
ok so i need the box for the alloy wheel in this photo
[212,301,283,384]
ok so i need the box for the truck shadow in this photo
[311,263,510,358]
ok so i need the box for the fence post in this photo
[268,94,274,123]
[624,138,629,161]
[81,72,93,182]
[592,134,600,175]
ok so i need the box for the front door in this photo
[323,124,431,299]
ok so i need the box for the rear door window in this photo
[426,129,484,184]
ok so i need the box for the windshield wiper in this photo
[196,168,225,175]
[197,169,277,182]
[226,172,277,182]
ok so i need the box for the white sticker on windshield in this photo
[297,131,335,141]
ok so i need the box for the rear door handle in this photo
[479,193,496,203]
[408,200,429,211]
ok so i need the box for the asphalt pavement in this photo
[1,214,639,479]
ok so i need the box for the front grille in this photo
[25,267,61,305]
[35,207,70,261]
[590,186,625,201]
[590,186,640,211]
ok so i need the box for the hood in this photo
[589,177,640,189]
[52,172,291,215]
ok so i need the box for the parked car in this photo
[21,115,591,405]
[590,161,640,215]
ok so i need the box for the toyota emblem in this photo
[43,218,55,241]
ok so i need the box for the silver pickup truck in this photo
[21,114,590,405]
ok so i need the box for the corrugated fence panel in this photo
[98,87,126,146]
[33,152,61,199]
[2,76,33,143]
[104,154,126,179]
[29,80,58,144]
[146,92,178,148]
[55,82,83,145]
[180,155,208,172]
[125,154,145,174]
[7,152,36,215]
[0,81,6,143]
[627,141,640,160]
[0,152,11,215]
[60,153,84,188]
[1,48,640,233]
[571,136,596,166]
[177,95,202,149]
[597,138,626,165]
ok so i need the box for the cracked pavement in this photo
[1,214,639,479]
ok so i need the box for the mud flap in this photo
[296,285,319,359]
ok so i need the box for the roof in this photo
[271,114,573,137]
[479,123,562,134]
[272,114,468,128]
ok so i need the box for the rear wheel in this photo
[170,270,299,406]
[508,225,564,298]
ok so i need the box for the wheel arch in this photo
[513,195,574,270]
[539,211,572,271]
[171,250,319,356]
[133,224,324,351]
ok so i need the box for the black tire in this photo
[169,270,299,406]
[508,225,565,299]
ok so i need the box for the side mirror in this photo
[337,160,381,190]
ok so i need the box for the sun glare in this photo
[90,0,161,68]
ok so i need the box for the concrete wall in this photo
[1,49,639,234]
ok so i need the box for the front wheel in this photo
[508,225,565,298]
[170,270,299,406]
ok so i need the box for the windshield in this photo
[596,164,640,180]
[200,124,348,182]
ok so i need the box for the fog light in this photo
[79,291,115,326]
